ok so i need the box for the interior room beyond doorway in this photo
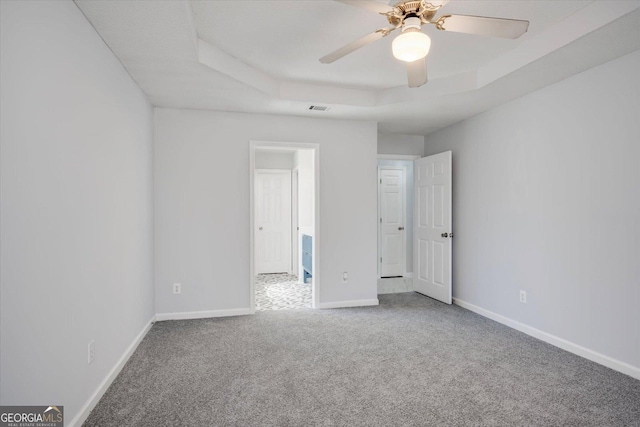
[378,156,418,294]
[252,144,317,310]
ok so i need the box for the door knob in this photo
[398,227,405,231]
[441,232,447,238]
[259,227,263,231]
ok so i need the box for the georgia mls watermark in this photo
[0,406,63,427]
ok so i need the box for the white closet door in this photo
[255,170,292,274]
[380,168,406,277]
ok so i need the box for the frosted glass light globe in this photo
[392,31,431,62]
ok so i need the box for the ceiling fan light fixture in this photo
[392,30,431,62]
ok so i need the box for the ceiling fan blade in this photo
[334,0,395,15]
[407,58,428,88]
[434,14,529,39]
[320,28,394,64]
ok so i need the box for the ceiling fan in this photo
[320,0,530,88]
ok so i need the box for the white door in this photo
[414,151,452,304]
[255,170,292,274]
[379,168,406,277]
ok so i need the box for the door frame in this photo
[378,166,407,278]
[377,154,421,279]
[291,167,299,277]
[250,141,320,311]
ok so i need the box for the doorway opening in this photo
[377,155,419,295]
[250,142,319,311]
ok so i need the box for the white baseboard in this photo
[67,315,155,427]
[318,299,379,309]
[155,308,253,321]
[453,298,640,381]
[404,272,414,278]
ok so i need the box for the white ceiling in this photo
[75,0,640,135]
[193,0,588,88]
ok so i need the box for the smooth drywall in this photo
[294,150,315,234]
[0,0,154,421]
[292,149,315,279]
[424,50,640,370]
[154,109,378,314]
[378,133,425,156]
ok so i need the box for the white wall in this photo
[294,150,315,233]
[293,149,315,281]
[424,50,640,372]
[154,109,378,314]
[255,151,294,170]
[378,133,425,156]
[0,0,154,422]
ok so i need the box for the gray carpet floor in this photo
[84,293,640,426]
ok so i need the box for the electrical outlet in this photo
[88,340,95,364]
[519,290,527,304]
[342,272,348,283]
[173,283,181,294]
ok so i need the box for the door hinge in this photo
[380,178,382,184]
[380,257,382,262]
[380,217,382,223]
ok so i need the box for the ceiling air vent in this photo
[308,105,330,112]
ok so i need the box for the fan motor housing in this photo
[387,1,441,27]
[402,16,422,31]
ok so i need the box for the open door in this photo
[413,151,452,304]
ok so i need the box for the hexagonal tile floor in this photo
[255,273,311,311]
